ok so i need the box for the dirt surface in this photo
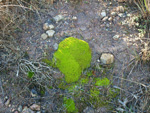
[1,0,150,112]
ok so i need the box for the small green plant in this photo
[53,37,91,83]
[27,71,34,78]
[63,97,78,113]
[95,77,110,86]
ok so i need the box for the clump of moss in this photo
[95,77,110,86]
[63,97,78,113]
[79,76,89,84]
[53,37,91,83]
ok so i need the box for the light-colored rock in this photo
[46,30,55,37]
[48,24,55,30]
[118,13,124,18]
[113,35,120,40]
[41,33,48,40]
[53,43,58,50]
[101,10,106,17]
[53,15,64,22]
[108,17,113,21]
[72,16,77,20]
[22,107,34,113]
[100,53,114,65]
[43,23,49,30]
[18,105,22,112]
[116,6,125,13]
[111,12,117,16]
[5,98,10,107]
[30,89,38,97]
[30,104,40,111]
[102,16,108,21]
[83,107,95,113]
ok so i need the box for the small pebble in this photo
[111,12,117,16]
[46,30,55,38]
[53,43,58,50]
[113,35,120,40]
[116,6,125,13]
[108,17,113,21]
[49,24,55,30]
[43,23,49,30]
[18,105,22,112]
[72,16,77,20]
[30,104,40,111]
[5,98,10,107]
[53,15,64,22]
[100,53,114,65]
[101,10,106,17]
[41,33,48,40]
[102,16,108,21]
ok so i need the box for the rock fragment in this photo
[113,35,120,40]
[46,30,55,38]
[53,15,64,22]
[100,53,114,65]
[22,106,34,113]
[30,104,40,111]
[43,23,49,30]
[41,33,48,40]
[101,10,106,18]
[53,43,58,50]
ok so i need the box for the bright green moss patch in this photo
[27,71,34,78]
[64,97,78,113]
[95,77,110,86]
[53,37,91,83]
[90,87,100,97]
[80,77,89,84]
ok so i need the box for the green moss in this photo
[89,87,108,108]
[27,71,34,78]
[95,78,110,86]
[42,58,52,66]
[63,97,78,113]
[108,88,120,98]
[53,37,91,83]
[90,87,100,97]
[80,77,89,84]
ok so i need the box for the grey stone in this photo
[30,104,40,111]
[72,16,77,20]
[83,107,95,113]
[117,6,125,13]
[41,33,48,40]
[102,16,108,21]
[48,24,55,30]
[18,105,23,112]
[53,43,58,50]
[101,10,106,17]
[118,13,125,18]
[100,53,114,65]
[30,89,38,97]
[113,35,120,40]
[22,107,34,113]
[46,30,55,37]
[108,17,113,21]
[4,98,10,107]
[111,12,117,16]
[53,15,64,22]
[43,23,49,30]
